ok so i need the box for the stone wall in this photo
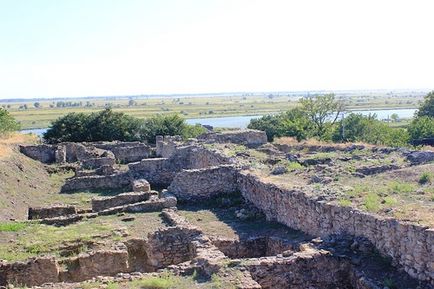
[237,172,434,284]
[96,195,175,216]
[167,165,238,201]
[244,250,355,289]
[61,172,131,192]
[28,205,77,220]
[104,142,153,164]
[145,226,199,269]
[198,129,267,147]
[19,144,57,164]
[0,257,59,287]
[129,145,231,186]
[91,191,158,212]
[80,157,115,170]
[59,249,129,282]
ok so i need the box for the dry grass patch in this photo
[0,133,37,159]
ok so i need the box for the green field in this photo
[0,92,424,129]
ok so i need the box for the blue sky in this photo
[0,0,433,99]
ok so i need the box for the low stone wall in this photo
[145,226,199,269]
[92,141,153,163]
[212,236,297,259]
[59,249,129,282]
[91,191,158,212]
[0,257,59,287]
[167,165,238,201]
[61,172,131,192]
[237,172,434,284]
[80,157,115,170]
[28,205,77,220]
[97,196,176,216]
[129,145,231,186]
[19,144,57,164]
[198,129,267,147]
[244,250,356,289]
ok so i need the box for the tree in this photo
[299,94,344,138]
[417,91,434,118]
[248,108,313,141]
[43,109,205,144]
[34,102,41,108]
[407,116,434,142]
[0,108,20,135]
[390,113,399,122]
[332,113,409,147]
[139,114,204,143]
[43,112,92,143]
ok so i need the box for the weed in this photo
[383,196,398,206]
[387,181,415,194]
[419,172,432,185]
[0,222,27,232]
[130,276,173,289]
[338,199,352,207]
[363,193,380,212]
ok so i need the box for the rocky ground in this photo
[205,137,434,227]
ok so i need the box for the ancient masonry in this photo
[2,129,433,288]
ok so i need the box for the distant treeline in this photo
[248,91,434,147]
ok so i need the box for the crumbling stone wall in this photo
[237,172,434,284]
[80,157,115,170]
[92,141,153,163]
[0,257,59,287]
[19,144,57,164]
[28,205,77,220]
[244,250,354,289]
[59,249,129,282]
[91,191,158,212]
[145,226,199,269]
[167,165,238,201]
[198,129,267,147]
[61,172,131,192]
[129,145,231,186]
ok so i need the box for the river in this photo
[20,108,417,136]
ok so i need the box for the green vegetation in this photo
[363,193,381,212]
[419,172,432,185]
[43,109,205,144]
[0,222,27,232]
[333,113,409,146]
[249,94,408,146]
[0,108,20,135]
[408,116,434,142]
[250,91,434,147]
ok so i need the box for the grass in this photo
[0,212,164,261]
[363,193,381,212]
[387,181,415,194]
[419,172,432,184]
[0,133,37,158]
[0,222,27,232]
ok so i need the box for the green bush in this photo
[44,109,205,144]
[248,108,313,141]
[419,172,432,184]
[417,91,434,118]
[140,114,206,144]
[407,116,434,142]
[0,108,20,135]
[332,113,409,147]
[44,109,142,143]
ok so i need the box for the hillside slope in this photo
[0,134,66,221]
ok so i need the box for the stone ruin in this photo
[4,129,433,288]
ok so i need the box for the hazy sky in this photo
[0,0,433,99]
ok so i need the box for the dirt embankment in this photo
[0,134,64,221]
